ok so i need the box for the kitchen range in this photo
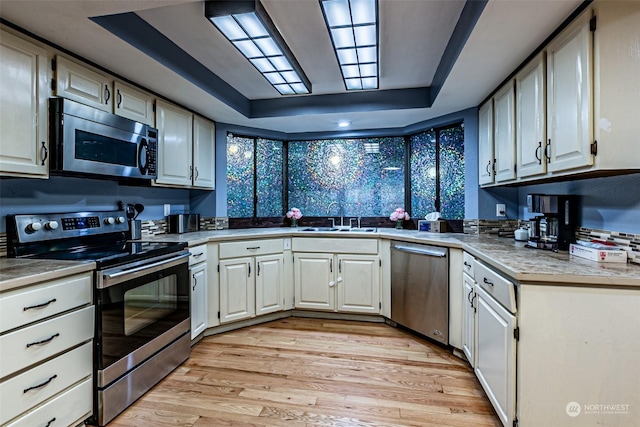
[6,210,191,426]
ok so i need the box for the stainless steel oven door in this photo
[95,250,190,387]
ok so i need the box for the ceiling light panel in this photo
[320,0,378,91]
[206,1,311,95]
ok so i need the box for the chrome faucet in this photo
[326,201,344,227]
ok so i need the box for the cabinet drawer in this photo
[219,239,283,259]
[189,244,208,266]
[0,306,94,379]
[292,238,378,254]
[0,342,92,424]
[462,252,475,277]
[0,273,92,334]
[5,377,92,427]
[474,261,516,313]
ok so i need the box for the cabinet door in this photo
[493,81,516,182]
[155,100,193,187]
[255,254,284,316]
[0,31,49,177]
[192,115,216,189]
[219,257,255,323]
[516,54,547,178]
[475,286,516,427]
[462,274,476,367]
[190,262,207,339]
[293,253,334,311]
[546,10,594,173]
[55,56,112,112]
[113,81,155,126]
[478,100,494,185]
[336,255,380,314]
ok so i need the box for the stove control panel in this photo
[9,210,129,243]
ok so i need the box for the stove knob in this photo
[45,221,59,230]
[26,222,42,233]
[104,217,115,225]
[115,216,126,224]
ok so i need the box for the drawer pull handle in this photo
[483,277,494,287]
[24,298,57,311]
[45,417,56,427]
[246,246,260,250]
[24,374,57,393]
[26,333,60,348]
[193,252,204,257]
[463,261,471,268]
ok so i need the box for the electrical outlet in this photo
[163,204,171,216]
[496,204,506,217]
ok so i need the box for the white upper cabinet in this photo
[114,81,155,126]
[493,81,516,183]
[155,99,194,187]
[592,1,640,171]
[478,100,494,185]
[516,53,547,178]
[55,56,112,112]
[0,30,49,178]
[192,115,216,190]
[546,9,594,173]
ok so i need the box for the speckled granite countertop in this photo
[0,259,95,293]
[146,228,640,288]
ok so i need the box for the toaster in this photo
[167,214,200,234]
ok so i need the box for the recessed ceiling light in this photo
[338,120,351,128]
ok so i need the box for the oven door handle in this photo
[99,251,190,289]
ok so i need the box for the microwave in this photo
[49,97,158,180]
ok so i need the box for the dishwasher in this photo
[390,241,449,344]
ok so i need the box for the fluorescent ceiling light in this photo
[320,0,379,91]
[338,120,351,127]
[205,1,311,95]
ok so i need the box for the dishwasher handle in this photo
[392,244,447,257]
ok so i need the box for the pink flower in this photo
[287,208,303,220]
[390,207,410,221]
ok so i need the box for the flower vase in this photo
[395,219,403,230]
[291,218,298,228]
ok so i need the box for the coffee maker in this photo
[527,194,578,251]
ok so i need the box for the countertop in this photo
[0,258,96,293]
[1,228,638,292]
[147,228,640,288]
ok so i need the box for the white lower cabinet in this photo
[189,244,208,339]
[255,254,285,316]
[293,242,380,315]
[473,260,517,427]
[218,239,284,324]
[0,271,94,425]
[462,273,476,367]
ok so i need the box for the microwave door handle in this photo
[99,252,190,289]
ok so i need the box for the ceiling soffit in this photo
[92,0,486,119]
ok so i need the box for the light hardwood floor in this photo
[109,318,501,427]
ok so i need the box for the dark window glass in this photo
[256,138,283,217]
[226,136,255,218]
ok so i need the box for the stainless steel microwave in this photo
[49,97,158,180]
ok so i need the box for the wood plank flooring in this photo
[109,318,501,427]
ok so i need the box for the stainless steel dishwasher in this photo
[390,241,449,344]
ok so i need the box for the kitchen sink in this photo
[300,227,377,232]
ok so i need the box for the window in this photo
[226,126,464,220]
[226,135,283,218]
[288,137,405,216]
[410,124,465,219]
